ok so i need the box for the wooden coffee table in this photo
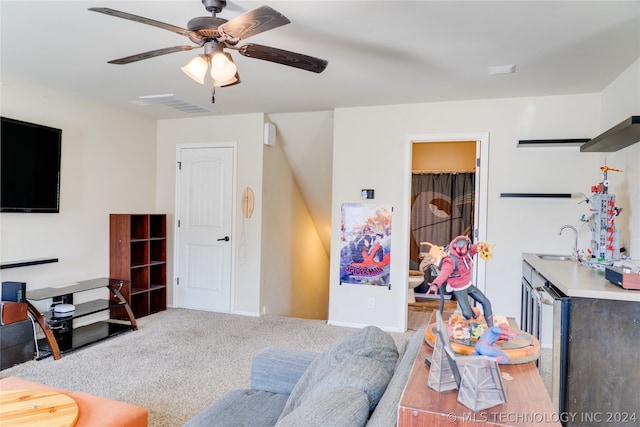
[0,389,79,426]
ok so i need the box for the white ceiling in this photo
[2,1,639,119]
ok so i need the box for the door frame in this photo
[173,142,238,311]
[402,132,489,322]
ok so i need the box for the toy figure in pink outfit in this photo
[426,235,495,328]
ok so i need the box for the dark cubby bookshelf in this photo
[109,214,167,318]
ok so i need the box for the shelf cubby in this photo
[150,239,166,263]
[131,241,149,266]
[130,292,150,318]
[150,214,166,239]
[130,215,149,239]
[150,288,167,314]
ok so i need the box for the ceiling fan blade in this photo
[219,6,290,41]
[238,44,328,73]
[88,7,205,44]
[108,46,196,64]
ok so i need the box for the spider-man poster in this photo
[340,203,392,288]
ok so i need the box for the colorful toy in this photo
[477,242,495,261]
[473,324,516,364]
[417,241,448,272]
[587,162,623,262]
[426,236,496,327]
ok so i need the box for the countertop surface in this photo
[522,253,640,302]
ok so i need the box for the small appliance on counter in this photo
[605,262,640,290]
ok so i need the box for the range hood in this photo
[580,116,640,152]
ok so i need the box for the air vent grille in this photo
[138,94,216,114]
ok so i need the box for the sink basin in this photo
[535,254,574,261]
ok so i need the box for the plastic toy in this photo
[473,324,516,364]
[586,162,623,262]
[426,236,496,327]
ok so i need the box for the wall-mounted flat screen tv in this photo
[1,117,62,213]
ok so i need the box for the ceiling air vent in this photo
[517,139,589,147]
[137,94,216,114]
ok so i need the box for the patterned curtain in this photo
[410,173,475,263]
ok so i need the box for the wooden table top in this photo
[0,389,79,427]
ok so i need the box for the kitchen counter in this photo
[522,253,640,302]
[522,253,640,425]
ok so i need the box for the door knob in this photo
[217,236,230,242]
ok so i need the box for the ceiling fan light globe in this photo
[214,73,239,87]
[210,52,237,82]
[181,55,209,84]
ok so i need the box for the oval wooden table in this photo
[0,389,79,427]
[424,313,541,364]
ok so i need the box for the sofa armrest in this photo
[250,346,319,395]
[366,325,427,427]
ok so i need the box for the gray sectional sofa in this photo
[184,324,426,427]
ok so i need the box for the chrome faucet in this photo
[559,225,579,261]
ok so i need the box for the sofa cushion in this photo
[276,387,369,427]
[277,326,398,425]
[251,346,319,395]
[183,389,288,427]
[366,325,426,426]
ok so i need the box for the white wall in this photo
[268,111,335,254]
[261,133,330,319]
[0,77,157,296]
[156,114,265,315]
[602,59,640,257]
[329,93,611,331]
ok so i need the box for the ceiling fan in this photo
[89,0,328,103]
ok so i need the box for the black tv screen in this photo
[1,117,61,213]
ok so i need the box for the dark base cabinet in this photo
[565,297,640,425]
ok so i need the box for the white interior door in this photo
[175,145,234,312]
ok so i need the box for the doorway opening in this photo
[404,134,489,330]
[410,141,476,265]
